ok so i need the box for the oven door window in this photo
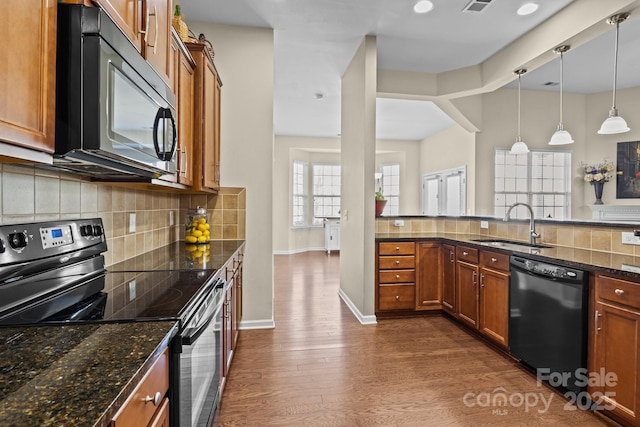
[180,295,222,426]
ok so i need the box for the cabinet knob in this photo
[395,247,400,251]
[144,391,162,407]
[491,257,498,263]
[462,251,469,256]
[395,260,400,265]
[395,274,400,279]
[395,295,400,301]
[614,288,625,295]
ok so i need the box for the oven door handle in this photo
[181,304,222,346]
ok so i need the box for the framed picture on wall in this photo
[616,141,640,198]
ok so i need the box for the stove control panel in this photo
[40,225,74,249]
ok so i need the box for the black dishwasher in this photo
[509,256,589,395]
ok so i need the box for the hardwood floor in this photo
[214,251,612,426]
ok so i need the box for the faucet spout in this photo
[503,202,540,245]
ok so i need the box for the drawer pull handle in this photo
[614,288,625,296]
[463,251,469,256]
[491,257,498,263]
[144,391,162,407]
[595,310,601,333]
[395,247,400,251]
[395,295,400,301]
[395,260,400,265]
[396,274,400,279]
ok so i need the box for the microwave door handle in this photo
[153,107,177,161]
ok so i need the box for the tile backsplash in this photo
[0,164,245,266]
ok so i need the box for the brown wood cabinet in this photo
[0,0,56,163]
[441,243,456,315]
[186,42,222,193]
[171,30,195,186]
[95,0,172,84]
[478,250,509,348]
[456,257,479,328]
[376,242,416,313]
[110,348,169,427]
[590,273,640,426]
[416,242,442,310]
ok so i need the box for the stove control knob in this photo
[92,225,103,237]
[8,232,27,249]
[80,225,93,236]
[0,238,5,253]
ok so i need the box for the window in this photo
[422,166,466,216]
[292,161,307,226]
[312,164,341,225]
[380,164,400,216]
[494,149,571,219]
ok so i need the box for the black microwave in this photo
[54,3,177,180]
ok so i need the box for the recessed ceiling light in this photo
[517,3,539,16]
[414,0,434,14]
[315,92,324,100]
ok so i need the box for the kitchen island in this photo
[0,321,178,427]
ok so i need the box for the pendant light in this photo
[598,13,630,135]
[510,69,529,154]
[549,45,574,145]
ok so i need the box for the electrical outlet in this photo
[480,220,489,229]
[394,220,405,227]
[128,279,136,301]
[621,232,640,245]
[128,213,136,233]
[169,211,174,226]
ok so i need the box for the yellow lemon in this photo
[199,217,207,224]
[192,230,203,237]
[197,223,208,231]
[203,223,210,230]
[191,221,199,227]
[185,235,197,243]
[197,235,208,243]
[203,230,210,237]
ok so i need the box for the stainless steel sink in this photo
[470,239,553,251]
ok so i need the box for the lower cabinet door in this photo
[456,261,478,328]
[148,398,170,427]
[441,244,456,315]
[478,268,509,347]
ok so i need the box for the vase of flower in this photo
[582,159,614,206]
[593,181,604,205]
[375,189,386,216]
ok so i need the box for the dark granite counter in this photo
[376,232,640,280]
[0,321,178,426]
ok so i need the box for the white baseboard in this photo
[273,247,328,255]
[239,319,276,330]
[337,288,377,325]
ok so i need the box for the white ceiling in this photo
[181,0,640,140]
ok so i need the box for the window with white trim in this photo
[494,148,571,219]
[312,164,341,225]
[292,161,307,226]
[380,163,400,216]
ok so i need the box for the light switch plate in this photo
[128,279,136,301]
[394,220,405,227]
[129,213,136,233]
[480,221,489,229]
[169,211,174,226]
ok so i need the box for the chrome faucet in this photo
[503,202,540,245]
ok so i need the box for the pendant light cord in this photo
[559,51,564,124]
[612,21,620,109]
[517,74,522,139]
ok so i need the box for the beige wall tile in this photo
[112,187,125,212]
[223,194,238,209]
[574,226,591,249]
[223,209,238,224]
[60,180,81,214]
[591,229,612,252]
[557,226,574,248]
[98,186,113,212]
[611,230,634,255]
[80,182,98,213]
[3,172,35,215]
[35,175,60,214]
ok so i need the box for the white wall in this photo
[339,36,377,322]
[187,22,275,327]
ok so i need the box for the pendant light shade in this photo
[549,45,574,145]
[598,13,630,135]
[510,69,529,155]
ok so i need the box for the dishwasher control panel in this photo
[511,256,585,281]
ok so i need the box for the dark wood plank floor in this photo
[214,251,611,426]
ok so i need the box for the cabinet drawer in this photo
[480,251,510,272]
[457,246,479,263]
[111,348,169,427]
[379,269,415,283]
[597,275,640,310]
[379,284,415,310]
[379,256,415,269]
[379,242,415,255]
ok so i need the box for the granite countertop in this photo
[0,321,178,427]
[376,232,640,280]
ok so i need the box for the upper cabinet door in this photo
[143,0,172,84]
[94,0,143,52]
[0,0,56,161]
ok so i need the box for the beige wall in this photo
[419,124,476,215]
[187,21,275,327]
[339,36,377,322]
[376,139,422,215]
